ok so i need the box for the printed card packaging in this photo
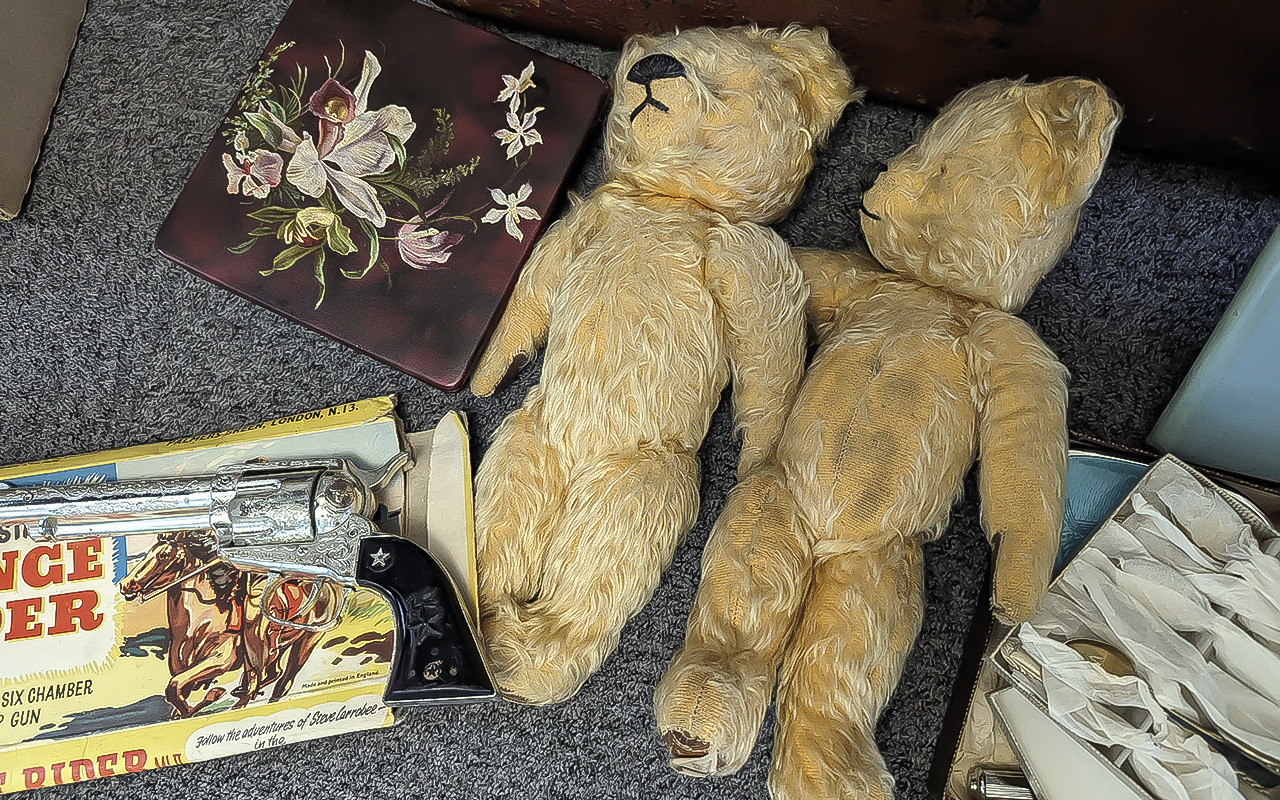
[0,397,482,793]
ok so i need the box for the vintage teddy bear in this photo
[654,77,1121,798]
[469,26,859,704]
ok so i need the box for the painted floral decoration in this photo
[222,44,547,308]
[482,184,541,243]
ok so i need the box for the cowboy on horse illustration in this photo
[118,530,343,718]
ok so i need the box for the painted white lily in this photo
[481,183,540,242]
[494,106,545,160]
[285,51,416,227]
[497,62,536,112]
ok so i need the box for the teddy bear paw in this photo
[662,727,742,779]
[654,654,771,777]
[769,767,894,800]
[485,635,591,706]
[661,730,721,778]
[991,546,1052,625]
[481,606,595,705]
[769,721,895,800]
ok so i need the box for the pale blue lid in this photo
[1148,223,1280,483]
[1058,452,1148,574]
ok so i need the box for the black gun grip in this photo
[356,536,495,705]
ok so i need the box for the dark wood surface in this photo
[443,0,1280,176]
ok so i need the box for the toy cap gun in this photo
[0,456,496,706]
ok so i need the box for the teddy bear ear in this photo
[1022,78,1123,208]
[765,26,864,138]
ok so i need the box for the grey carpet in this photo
[3,1,1279,798]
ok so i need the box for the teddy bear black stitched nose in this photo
[627,54,686,85]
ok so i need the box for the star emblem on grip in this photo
[369,547,392,571]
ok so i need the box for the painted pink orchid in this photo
[398,219,464,269]
[308,78,358,158]
[286,51,416,227]
[222,149,284,199]
[309,78,357,123]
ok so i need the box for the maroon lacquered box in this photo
[157,0,607,390]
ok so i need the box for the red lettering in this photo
[96,753,117,777]
[65,540,104,581]
[123,750,146,772]
[22,766,44,789]
[21,545,62,589]
[0,550,17,592]
[48,590,103,635]
[4,598,43,640]
[50,761,65,785]
[69,759,94,782]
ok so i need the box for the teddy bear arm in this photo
[793,245,883,337]
[470,198,600,396]
[707,223,808,476]
[971,312,1069,624]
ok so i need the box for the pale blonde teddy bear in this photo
[468,25,858,705]
[655,77,1120,798]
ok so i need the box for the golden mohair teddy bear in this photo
[469,26,859,704]
[654,77,1121,798]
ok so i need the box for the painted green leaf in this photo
[344,217,381,280]
[228,239,258,255]
[327,217,357,256]
[388,134,408,170]
[313,249,328,310]
[265,99,287,124]
[245,111,283,150]
[376,182,420,215]
[248,206,297,224]
[261,244,314,275]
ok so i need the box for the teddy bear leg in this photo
[487,442,700,705]
[654,465,811,778]
[768,539,925,800]
[474,402,567,678]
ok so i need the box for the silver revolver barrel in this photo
[0,475,230,539]
[0,457,394,584]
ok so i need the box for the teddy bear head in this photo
[860,78,1121,312]
[605,25,860,224]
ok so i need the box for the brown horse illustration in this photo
[119,531,246,717]
[233,575,344,707]
[119,531,344,717]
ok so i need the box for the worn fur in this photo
[654,78,1120,798]
[470,26,858,705]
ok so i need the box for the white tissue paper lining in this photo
[1004,458,1280,800]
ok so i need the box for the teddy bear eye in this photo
[938,165,948,177]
